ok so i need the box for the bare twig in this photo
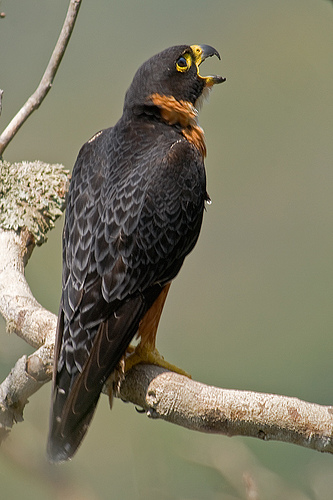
[0,0,82,157]
[0,89,3,117]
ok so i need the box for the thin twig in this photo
[0,89,3,117]
[0,0,82,157]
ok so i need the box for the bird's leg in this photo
[125,283,191,377]
[125,340,191,378]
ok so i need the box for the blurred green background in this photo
[1,0,333,498]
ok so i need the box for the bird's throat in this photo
[149,93,207,157]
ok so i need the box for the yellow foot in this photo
[125,344,191,378]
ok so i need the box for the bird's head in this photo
[124,44,226,116]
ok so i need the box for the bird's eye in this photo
[177,57,187,67]
[176,54,191,72]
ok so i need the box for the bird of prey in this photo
[47,44,225,462]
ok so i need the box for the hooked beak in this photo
[190,44,226,86]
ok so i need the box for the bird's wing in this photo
[48,127,206,461]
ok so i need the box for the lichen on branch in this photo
[0,160,70,245]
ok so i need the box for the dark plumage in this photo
[47,44,225,462]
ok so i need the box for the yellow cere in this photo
[190,45,204,65]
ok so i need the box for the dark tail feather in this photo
[47,376,98,463]
[47,296,144,463]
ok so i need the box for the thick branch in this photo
[1,211,333,452]
[0,347,53,442]
[0,228,57,347]
[1,233,333,454]
[0,163,332,455]
[119,365,333,454]
[0,160,70,245]
[0,160,69,345]
[0,228,56,439]
[0,160,69,343]
[0,0,82,156]
[0,161,69,439]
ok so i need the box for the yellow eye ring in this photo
[176,53,192,72]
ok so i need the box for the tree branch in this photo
[1,217,333,453]
[0,161,70,345]
[0,160,333,455]
[119,365,333,454]
[0,89,3,117]
[0,160,69,439]
[0,0,82,157]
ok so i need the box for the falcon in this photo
[47,44,225,462]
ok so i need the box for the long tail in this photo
[47,295,144,463]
